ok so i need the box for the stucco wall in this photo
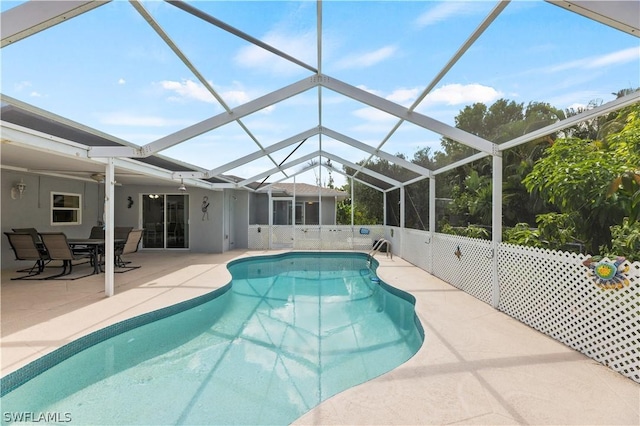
[113,184,225,253]
[2,170,105,270]
[2,170,249,270]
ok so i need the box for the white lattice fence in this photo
[272,225,294,248]
[319,227,352,250]
[248,225,269,250]
[248,225,384,250]
[432,234,494,304]
[498,243,640,382]
[295,226,321,250]
[401,229,431,272]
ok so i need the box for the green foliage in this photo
[605,105,640,224]
[337,91,640,259]
[335,182,382,225]
[441,223,489,239]
[523,103,640,253]
[335,197,351,225]
[447,170,492,226]
[437,98,561,227]
[535,212,581,251]
[503,223,543,248]
[604,217,640,262]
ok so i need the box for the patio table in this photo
[67,239,125,275]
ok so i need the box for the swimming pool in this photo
[1,252,423,425]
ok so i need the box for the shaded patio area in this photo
[2,251,637,425]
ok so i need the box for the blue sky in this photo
[2,0,639,186]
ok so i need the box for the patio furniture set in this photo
[4,227,143,280]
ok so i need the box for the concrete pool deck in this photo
[1,250,638,425]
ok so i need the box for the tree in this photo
[523,103,640,253]
[436,99,563,229]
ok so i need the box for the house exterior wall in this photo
[321,198,337,225]
[113,184,226,253]
[2,170,105,269]
[220,189,249,251]
[232,190,249,250]
[2,170,248,270]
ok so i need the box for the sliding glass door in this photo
[142,194,189,249]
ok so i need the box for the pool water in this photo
[1,252,423,425]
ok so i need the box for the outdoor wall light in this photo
[11,178,26,199]
[149,194,160,199]
[178,179,187,192]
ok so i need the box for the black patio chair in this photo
[115,229,143,272]
[4,232,51,279]
[12,227,42,244]
[38,232,93,279]
[88,226,105,239]
[12,227,49,261]
[114,226,133,241]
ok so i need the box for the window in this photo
[51,192,82,225]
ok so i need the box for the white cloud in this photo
[548,46,640,73]
[158,79,217,104]
[234,30,316,75]
[588,47,640,69]
[157,79,255,108]
[118,78,126,85]
[348,83,500,129]
[29,91,43,98]
[422,83,503,106]
[334,45,397,70]
[386,87,420,107]
[415,2,474,28]
[220,86,251,106]
[566,102,588,112]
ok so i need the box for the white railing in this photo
[368,238,392,259]
[247,224,639,383]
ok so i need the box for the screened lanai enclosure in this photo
[1,1,639,382]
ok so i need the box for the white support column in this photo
[268,188,273,249]
[429,177,436,274]
[350,177,354,227]
[383,192,387,227]
[104,159,115,297]
[293,177,297,248]
[399,185,405,258]
[318,156,322,228]
[491,152,503,308]
[399,186,405,228]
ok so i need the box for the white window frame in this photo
[51,191,82,226]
